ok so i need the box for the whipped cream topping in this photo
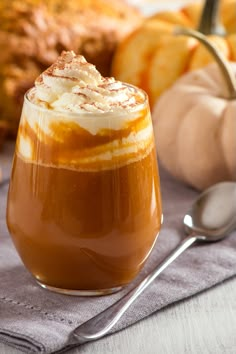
[32,51,142,113]
[18,51,154,170]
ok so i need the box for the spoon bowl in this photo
[184,182,236,241]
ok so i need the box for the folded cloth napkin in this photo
[0,143,236,354]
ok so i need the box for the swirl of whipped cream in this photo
[33,51,141,113]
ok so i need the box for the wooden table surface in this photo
[1,275,236,354]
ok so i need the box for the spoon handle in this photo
[72,234,198,344]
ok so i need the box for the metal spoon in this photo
[72,181,236,344]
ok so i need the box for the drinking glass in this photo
[7,85,162,296]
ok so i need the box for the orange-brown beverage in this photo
[7,52,162,295]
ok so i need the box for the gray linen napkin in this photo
[0,143,236,354]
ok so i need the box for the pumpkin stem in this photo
[175,27,236,100]
[198,0,225,36]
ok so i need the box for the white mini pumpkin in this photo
[153,29,236,190]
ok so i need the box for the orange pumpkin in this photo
[112,0,236,107]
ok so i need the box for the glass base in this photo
[37,280,123,296]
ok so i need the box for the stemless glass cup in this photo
[7,85,162,296]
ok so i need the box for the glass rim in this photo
[24,83,149,118]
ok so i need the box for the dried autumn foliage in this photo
[0,0,142,138]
